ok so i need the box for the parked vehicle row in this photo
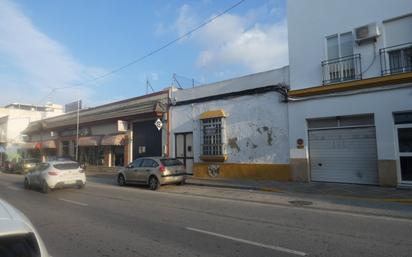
[18,156,187,193]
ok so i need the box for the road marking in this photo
[186,227,307,256]
[59,198,88,207]
[7,186,21,191]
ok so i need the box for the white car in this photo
[0,198,49,257]
[24,161,86,193]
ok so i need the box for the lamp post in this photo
[75,100,80,161]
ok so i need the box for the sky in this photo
[0,0,288,108]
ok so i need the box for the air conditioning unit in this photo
[354,23,380,44]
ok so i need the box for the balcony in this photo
[321,54,362,85]
[380,42,412,76]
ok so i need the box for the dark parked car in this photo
[19,158,40,174]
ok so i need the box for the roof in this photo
[172,67,289,103]
[24,90,169,133]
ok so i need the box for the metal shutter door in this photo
[309,127,378,184]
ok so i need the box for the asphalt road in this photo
[0,173,411,257]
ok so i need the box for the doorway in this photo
[175,132,193,174]
[395,112,412,185]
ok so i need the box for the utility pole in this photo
[75,100,80,161]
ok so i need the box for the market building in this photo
[169,67,290,179]
[22,91,169,170]
[287,0,412,186]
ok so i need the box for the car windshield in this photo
[0,233,40,257]
[160,159,183,166]
[53,163,80,170]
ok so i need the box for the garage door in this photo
[309,127,378,184]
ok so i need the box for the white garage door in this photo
[309,127,378,184]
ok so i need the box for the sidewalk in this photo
[86,171,412,203]
[186,177,412,203]
[85,171,412,219]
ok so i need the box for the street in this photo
[1,173,412,257]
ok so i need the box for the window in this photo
[62,141,70,156]
[0,233,40,257]
[201,118,224,156]
[324,32,358,83]
[132,158,143,168]
[141,159,157,168]
[326,32,354,60]
[160,159,183,167]
[53,163,80,170]
[388,46,412,74]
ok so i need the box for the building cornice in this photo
[289,72,412,97]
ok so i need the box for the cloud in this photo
[173,3,288,74]
[0,0,104,106]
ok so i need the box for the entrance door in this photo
[396,125,412,184]
[175,133,193,174]
[309,127,379,184]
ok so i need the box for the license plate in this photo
[64,180,76,184]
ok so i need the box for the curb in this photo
[186,180,412,205]
[186,181,283,193]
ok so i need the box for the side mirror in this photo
[127,163,134,169]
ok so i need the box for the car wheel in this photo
[24,178,31,190]
[148,176,159,191]
[41,180,49,194]
[117,174,126,186]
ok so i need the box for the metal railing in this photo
[380,42,412,76]
[321,54,362,85]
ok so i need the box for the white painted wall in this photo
[287,0,412,89]
[0,107,63,147]
[172,67,289,102]
[288,85,412,161]
[170,91,289,164]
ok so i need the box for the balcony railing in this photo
[380,42,412,76]
[321,54,362,85]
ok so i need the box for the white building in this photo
[0,103,63,164]
[287,0,412,186]
[169,67,291,180]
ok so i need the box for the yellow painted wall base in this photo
[193,163,292,181]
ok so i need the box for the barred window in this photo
[201,118,223,156]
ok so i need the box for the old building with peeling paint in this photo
[169,67,291,180]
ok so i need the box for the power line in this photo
[36,0,246,104]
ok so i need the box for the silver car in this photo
[0,198,49,257]
[24,160,86,193]
[117,157,187,190]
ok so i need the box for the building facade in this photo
[0,103,63,167]
[287,0,412,186]
[169,67,291,180]
[23,91,169,170]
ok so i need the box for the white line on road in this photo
[59,198,88,207]
[186,227,307,256]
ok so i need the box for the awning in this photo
[21,141,56,149]
[101,135,126,146]
[78,136,100,146]
[22,142,37,149]
[42,140,56,149]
